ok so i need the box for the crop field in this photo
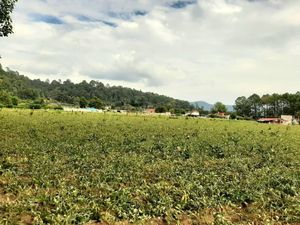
[0,109,299,225]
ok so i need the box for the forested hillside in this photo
[0,65,192,111]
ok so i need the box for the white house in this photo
[186,111,200,117]
[281,115,293,125]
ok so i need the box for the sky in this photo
[0,0,299,104]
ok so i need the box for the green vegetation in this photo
[211,102,227,113]
[0,0,18,36]
[235,93,300,119]
[0,66,192,112]
[0,109,299,224]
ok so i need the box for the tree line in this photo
[0,65,192,112]
[234,93,300,118]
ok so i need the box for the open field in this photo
[0,109,299,225]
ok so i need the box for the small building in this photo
[281,115,293,125]
[186,111,200,117]
[257,118,281,124]
[281,115,299,125]
[145,108,156,114]
[216,112,226,117]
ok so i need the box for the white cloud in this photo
[0,0,299,104]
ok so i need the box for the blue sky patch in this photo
[134,10,148,16]
[169,0,197,9]
[108,12,132,20]
[101,20,118,28]
[77,15,94,22]
[108,10,148,21]
[76,15,117,28]
[30,13,64,24]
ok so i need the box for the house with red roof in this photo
[257,118,281,124]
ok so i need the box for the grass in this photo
[0,109,299,224]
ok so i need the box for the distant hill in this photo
[191,101,234,112]
[0,65,192,111]
[191,101,213,111]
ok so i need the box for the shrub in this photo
[208,114,219,118]
[29,103,42,109]
[230,112,237,120]
[11,96,19,106]
[43,104,63,110]
[16,103,30,109]
[155,106,167,113]
[54,106,63,110]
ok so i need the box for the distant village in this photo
[63,106,299,126]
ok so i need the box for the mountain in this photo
[226,105,234,112]
[0,65,192,111]
[191,101,234,112]
[191,101,213,111]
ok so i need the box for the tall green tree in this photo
[248,94,261,118]
[261,94,271,117]
[212,102,227,113]
[88,98,104,109]
[0,0,18,36]
[235,92,300,118]
[234,96,251,117]
[269,94,280,117]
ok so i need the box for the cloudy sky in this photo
[0,0,299,104]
